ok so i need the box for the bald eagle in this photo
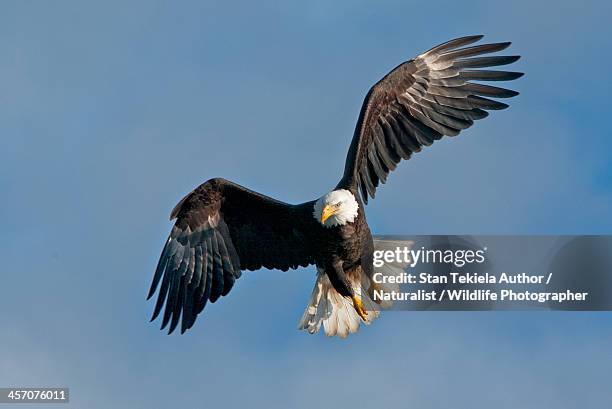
[147,35,522,337]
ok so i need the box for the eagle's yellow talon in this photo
[352,296,368,321]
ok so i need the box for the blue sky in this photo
[1,1,611,408]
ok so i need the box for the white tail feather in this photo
[298,269,379,338]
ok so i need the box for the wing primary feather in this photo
[417,100,473,130]
[202,237,214,311]
[429,76,465,87]
[191,245,203,290]
[366,158,380,188]
[148,239,174,299]
[380,117,412,159]
[184,245,196,287]
[182,283,196,333]
[418,95,485,120]
[454,55,521,69]
[391,111,426,150]
[151,274,169,321]
[430,102,488,121]
[460,70,524,81]
[368,145,389,183]
[429,94,473,110]
[216,231,236,296]
[151,247,184,321]
[357,174,369,204]
[418,67,460,80]
[209,232,225,303]
[370,126,398,171]
[217,221,241,278]
[463,83,519,98]
[394,111,437,146]
[161,258,188,330]
[388,112,425,150]
[195,235,214,314]
[373,122,401,164]
[467,95,510,110]
[183,245,204,332]
[168,273,186,334]
[367,146,387,183]
[197,238,211,297]
[439,42,511,61]
[407,103,459,137]
[173,246,195,332]
[427,84,470,98]
[421,35,484,57]
[361,164,377,198]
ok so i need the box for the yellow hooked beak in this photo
[321,204,337,224]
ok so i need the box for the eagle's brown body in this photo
[315,193,374,297]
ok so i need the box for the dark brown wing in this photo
[337,35,523,203]
[147,178,317,334]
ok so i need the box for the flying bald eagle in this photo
[147,35,522,337]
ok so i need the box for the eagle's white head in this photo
[313,189,359,228]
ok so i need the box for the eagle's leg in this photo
[327,260,369,321]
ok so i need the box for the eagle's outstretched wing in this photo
[337,35,523,203]
[148,178,317,334]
